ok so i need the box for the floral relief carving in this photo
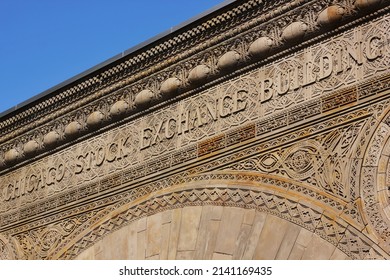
[358,106,390,247]
[12,210,100,260]
[227,120,366,200]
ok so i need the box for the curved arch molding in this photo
[49,173,389,259]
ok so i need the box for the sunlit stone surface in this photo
[0,0,389,260]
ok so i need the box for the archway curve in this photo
[52,171,389,260]
[359,100,390,252]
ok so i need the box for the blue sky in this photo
[0,0,225,114]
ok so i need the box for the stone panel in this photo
[178,206,202,252]
[145,213,162,258]
[253,215,290,259]
[75,206,349,260]
[215,207,245,255]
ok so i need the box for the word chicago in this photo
[1,34,384,202]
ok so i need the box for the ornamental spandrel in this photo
[0,0,389,260]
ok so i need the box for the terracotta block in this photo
[232,224,252,259]
[127,224,138,259]
[330,248,350,260]
[243,209,256,225]
[160,222,171,259]
[137,230,146,260]
[215,207,245,255]
[301,234,336,259]
[194,206,216,259]
[168,208,182,259]
[212,252,232,260]
[146,212,162,258]
[210,205,224,220]
[242,211,267,259]
[176,251,194,260]
[162,209,173,224]
[275,223,301,259]
[102,226,129,259]
[288,243,305,260]
[137,217,147,232]
[378,155,388,174]
[295,228,314,247]
[202,220,221,259]
[178,206,202,251]
[253,215,289,259]
[146,254,160,260]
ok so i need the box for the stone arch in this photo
[359,102,390,252]
[74,206,349,260]
[51,171,389,260]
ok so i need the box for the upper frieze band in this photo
[0,0,388,171]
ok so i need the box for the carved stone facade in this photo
[0,0,389,259]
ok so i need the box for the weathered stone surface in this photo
[275,223,301,259]
[134,89,154,107]
[232,224,252,259]
[188,64,210,83]
[145,212,162,258]
[212,252,232,260]
[110,100,129,117]
[168,208,182,260]
[288,228,315,259]
[253,215,290,259]
[317,5,345,26]
[101,226,129,259]
[136,227,146,260]
[288,243,306,260]
[43,131,60,146]
[302,234,336,260]
[177,206,202,251]
[23,140,39,155]
[194,205,217,259]
[248,37,273,57]
[0,0,389,261]
[355,0,382,9]
[71,206,346,260]
[127,225,139,259]
[160,77,181,96]
[217,51,240,71]
[215,207,245,255]
[175,251,194,260]
[241,211,267,259]
[330,248,350,260]
[160,222,171,259]
[86,111,104,127]
[64,121,82,137]
[281,21,308,42]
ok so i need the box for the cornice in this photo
[0,0,284,138]
[0,0,388,171]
